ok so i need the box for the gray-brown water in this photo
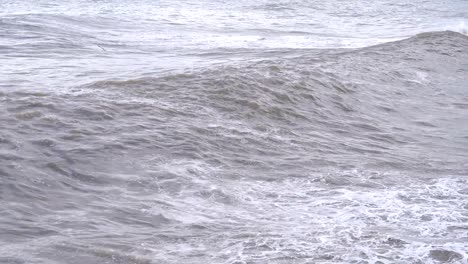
[1,1,468,264]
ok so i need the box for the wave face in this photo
[1,31,468,263]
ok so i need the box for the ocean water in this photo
[1,1,468,263]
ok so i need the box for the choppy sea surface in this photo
[1,1,468,263]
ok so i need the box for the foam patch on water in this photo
[148,172,468,263]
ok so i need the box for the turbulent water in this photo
[1,1,468,264]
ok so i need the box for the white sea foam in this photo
[445,20,468,35]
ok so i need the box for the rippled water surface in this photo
[1,1,468,263]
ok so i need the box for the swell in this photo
[82,30,468,175]
[2,31,467,186]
